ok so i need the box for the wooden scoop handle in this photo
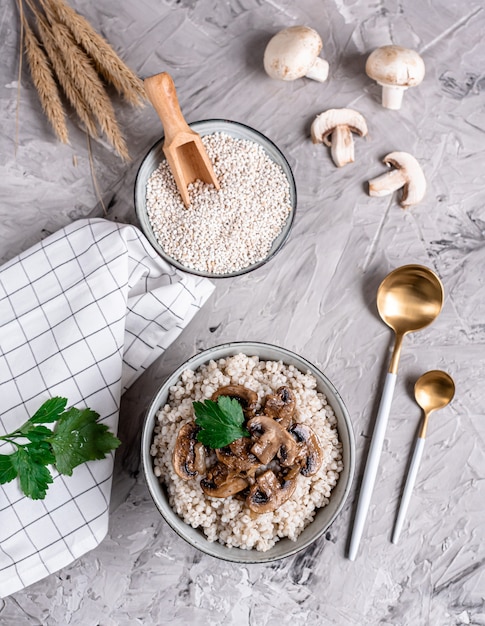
[143,72,194,145]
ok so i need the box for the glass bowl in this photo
[134,120,297,278]
[141,341,355,563]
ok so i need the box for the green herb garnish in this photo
[0,397,121,500]
[193,396,250,449]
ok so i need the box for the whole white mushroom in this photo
[365,45,425,110]
[263,26,329,83]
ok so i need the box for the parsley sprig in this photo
[193,396,250,449]
[0,397,121,500]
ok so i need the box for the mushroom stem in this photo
[368,168,408,197]
[305,57,329,82]
[330,125,355,167]
[380,84,406,110]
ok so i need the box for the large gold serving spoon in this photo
[348,264,444,561]
[391,370,455,543]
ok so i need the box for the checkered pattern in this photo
[0,218,214,598]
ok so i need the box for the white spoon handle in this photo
[348,372,397,561]
[391,436,426,544]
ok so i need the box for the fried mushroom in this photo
[200,463,249,498]
[247,469,297,513]
[289,423,323,476]
[247,414,298,466]
[211,385,258,417]
[263,386,296,428]
[172,422,206,480]
[216,437,260,474]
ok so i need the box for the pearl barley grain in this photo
[145,133,292,274]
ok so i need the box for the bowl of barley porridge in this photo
[134,119,296,278]
[141,342,355,563]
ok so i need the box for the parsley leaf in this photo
[28,397,67,424]
[0,398,121,499]
[0,455,18,484]
[51,408,121,476]
[194,396,250,448]
[10,447,54,500]
[23,425,54,443]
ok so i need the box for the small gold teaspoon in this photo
[391,370,455,543]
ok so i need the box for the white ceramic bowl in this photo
[141,342,355,563]
[134,119,297,278]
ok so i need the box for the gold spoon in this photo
[392,370,455,543]
[348,264,444,561]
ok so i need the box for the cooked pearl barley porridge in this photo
[145,132,292,274]
[150,354,343,551]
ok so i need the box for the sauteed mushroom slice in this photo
[263,386,296,428]
[247,415,298,465]
[289,423,323,476]
[216,437,260,473]
[211,385,258,417]
[172,422,206,480]
[247,469,297,513]
[200,463,249,498]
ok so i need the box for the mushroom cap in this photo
[263,385,296,428]
[264,25,323,81]
[247,414,298,465]
[311,108,368,146]
[211,385,258,417]
[365,45,425,87]
[368,151,427,207]
[247,469,297,513]
[384,151,426,206]
[172,422,202,480]
[200,463,249,498]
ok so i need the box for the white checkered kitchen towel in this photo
[0,218,214,597]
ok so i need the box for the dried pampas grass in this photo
[16,0,145,160]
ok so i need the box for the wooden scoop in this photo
[143,72,220,207]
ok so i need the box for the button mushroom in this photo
[263,26,329,83]
[311,108,368,168]
[263,385,296,428]
[211,385,258,417]
[365,45,425,110]
[172,422,206,480]
[247,469,297,513]
[247,414,298,466]
[368,151,426,208]
[200,463,249,498]
[289,423,323,477]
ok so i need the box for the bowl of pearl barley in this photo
[134,119,297,278]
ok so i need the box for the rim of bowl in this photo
[141,341,355,563]
[134,119,297,279]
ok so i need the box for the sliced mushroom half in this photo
[200,463,249,498]
[368,151,426,208]
[263,385,296,428]
[311,108,368,167]
[247,469,297,513]
[211,385,258,417]
[289,423,323,476]
[247,415,299,466]
[172,422,206,480]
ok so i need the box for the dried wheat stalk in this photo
[32,5,99,139]
[51,19,130,160]
[17,0,69,144]
[42,0,146,107]
[17,0,145,160]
